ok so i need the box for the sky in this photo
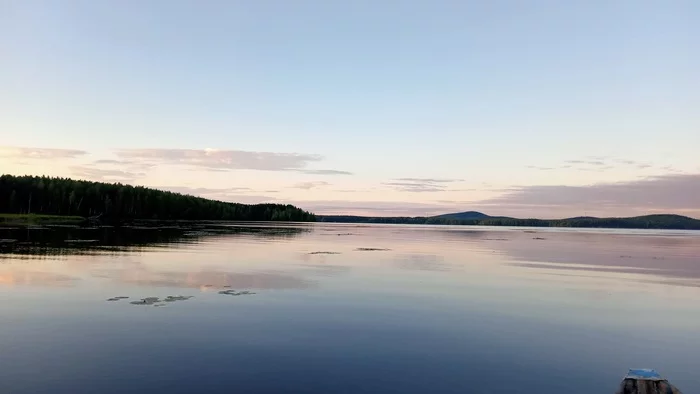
[1,0,699,218]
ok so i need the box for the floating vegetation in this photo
[106,296,130,301]
[218,289,256,296]
[308,251,341,255]
[484,238,509,241]
[223,285,232,288]
[64,239,99,244]
[532,237,547,240]
[0,239,17,244]
[126,295,193,306]
[163,295,194,302]
[355,247,391,251]
[130,297,161,305]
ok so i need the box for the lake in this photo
[1,223,699,393]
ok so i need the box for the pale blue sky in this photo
[1,1,699,217]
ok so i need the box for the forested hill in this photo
[0,175,315,222]
[319,213,700,230]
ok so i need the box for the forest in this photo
[0,175,316,222]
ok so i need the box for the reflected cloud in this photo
[110,269,314,290]
[2,223,699,294]
[394,254,450,272]
[430,227,700,286]
[507,261,664,275]
[0,271,79,287]
[296,263,351,277]
[493,231,700,285]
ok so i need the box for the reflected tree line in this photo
[0,223,310,256]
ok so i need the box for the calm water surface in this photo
[1,223,699,393]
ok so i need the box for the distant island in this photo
[0,175,315,223]
[319,211,700,230]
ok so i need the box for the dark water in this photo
[1,223,699,393]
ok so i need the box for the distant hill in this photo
[0,175,316,222]
[319,212,700,230]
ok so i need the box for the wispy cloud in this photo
[382,182,445,192]
[70,166,145,182]
[114,148,350,174]
[300,169,353,175]
[527,156,673,174]
[660,165,684,173]
[611,158,655,169]
[92,158,154,171]
[159,186,253,195]
[526,165,557,171]
[297,200,465,216]
[2,146,351,175]
[395,178,463,183]
[545,158,612,172]
[383,178,463,192]
[0,146,87,160]
[564,159,607,166]
[156,186,276,204]
[94,159,130,165]
[290,181,330,190]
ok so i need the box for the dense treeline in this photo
[319,214,700,230]
[0,175,315,222]
[316,215,428,224]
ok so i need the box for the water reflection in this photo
[0,271,79,287]
[0,223,309,257]
[1,223,700,393]
[109,269,314,290]
[394,253,450,272]
[429,227,700,285]
[2,223,699,288]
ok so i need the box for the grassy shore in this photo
[0,213,85,224]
